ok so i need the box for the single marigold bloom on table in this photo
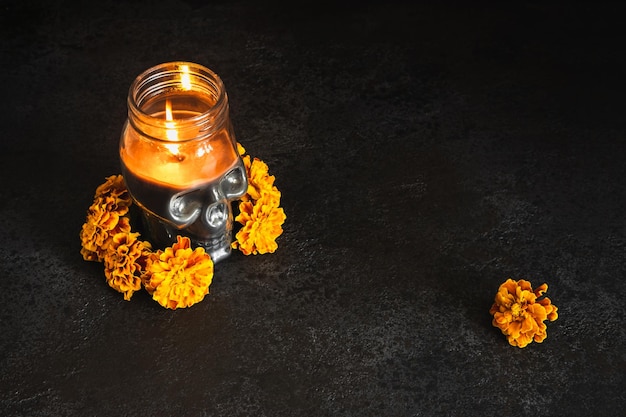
[142,236,214,309]
[103,231,152,301]
[490,278,559,348]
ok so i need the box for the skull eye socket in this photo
[204,203,228,228]
[220,166,248,199]
[169,192,202,225]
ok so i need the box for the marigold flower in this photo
[103,232,152,301]
[80,175,133,262]
[142,236,214,309]
[240,156,276,202]
[490,278,559,348]
[80,209,132,262]
[232,145,286,255]
[94,174,131,206]
[232,191,286,255]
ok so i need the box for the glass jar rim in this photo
[127,61,229,141]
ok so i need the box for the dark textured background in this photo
[1,1,625,416]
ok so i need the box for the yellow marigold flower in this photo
[80,175,133,262]
[142,236,214,309]
[232,146,286,255]
[94,174,132,207]
[232,191,286,255]
[103,232,152,301]
[490,278,559,348]
[80,210,132,262]
[241,156,276,202]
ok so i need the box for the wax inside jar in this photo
[121,132,238,188]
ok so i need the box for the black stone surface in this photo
[1,1,625,416]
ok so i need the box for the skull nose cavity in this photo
[204,202,228,228]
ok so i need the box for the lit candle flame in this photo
[162,65,192,156]
[164,99,181,158]
[165,99,178,142]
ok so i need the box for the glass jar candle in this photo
[119,62,248,263]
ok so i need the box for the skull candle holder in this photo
[119,62,248,263]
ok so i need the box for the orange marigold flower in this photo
[142,236,214,309]
[232,191,286,255]
[490,278,559,348]
[80,175,133,262]
[80,209,132,262]
[232,146,286,255]
[103,232,152,301]
[94,174,131,207]
[240,156,276,202]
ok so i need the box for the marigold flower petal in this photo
[534,283,548,297]
[237,142,246,156]
[490,278,558,348]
